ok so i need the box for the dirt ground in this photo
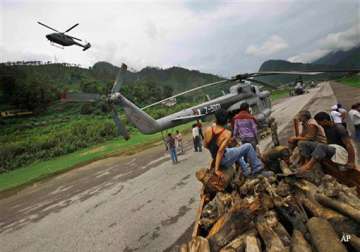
[0,82,355,252]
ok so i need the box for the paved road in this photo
[0,83,334,252]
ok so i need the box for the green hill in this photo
[257,45,360,86]
[0,61,224,110]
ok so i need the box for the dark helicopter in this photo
[37,21,91,51]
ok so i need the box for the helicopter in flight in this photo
[63,64,338,140]
[37,21,91,51]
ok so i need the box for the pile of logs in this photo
[177,165,360,252]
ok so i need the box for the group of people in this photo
[330,102,360,143]
[202,101,358,179]
[166,101,359,174]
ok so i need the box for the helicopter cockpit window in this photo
[251,86,256,93]
[250,104,259,114]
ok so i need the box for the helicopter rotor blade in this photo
[248,78,278,89]
[37,21,59,32]
[141,79,229,110]
[110,104,130,140]
[65,23,79,33]
[254,69,360,76]
[111,64,128,94]
[68,35,82,41]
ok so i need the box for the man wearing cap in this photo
[297,112,356,174]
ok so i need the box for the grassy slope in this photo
[270,88,289,101]
[339,75,360,88]
[0,122,191,192]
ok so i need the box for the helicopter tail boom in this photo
[114,94,161,134]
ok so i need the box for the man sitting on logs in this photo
[288,110,327,149]
[297,111,356,174]
[203,109,264,177]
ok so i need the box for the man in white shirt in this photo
[192,124,202,152]
[337,103,348,128]
[349,103,360,142]
[330,104,343,125]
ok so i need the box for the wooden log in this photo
[219,230,256,252]
[193,188,207,238]
[245,235,261,252]
[290,230,312,252]
[208,207,256,252]
[321,161,360,194]
[349,234,360,252]
[179,236,211,252]
[264,210,291,247]
[300,194,344,220]
[315,193,360,223]
[255,214,287,252]
[275,200,308,237]
[306,217,347,252]
[337,191,360,210]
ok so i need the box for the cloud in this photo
[245,35,288,57]
[320,25,360,51]
[287,49,329,63]
[288,24,360,63]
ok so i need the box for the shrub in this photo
[80,103,94,114]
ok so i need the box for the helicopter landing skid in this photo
[50,42,64,49]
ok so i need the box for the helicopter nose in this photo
[46,34,51,40]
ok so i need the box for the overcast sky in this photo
[1,0,359,77]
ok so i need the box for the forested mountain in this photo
[91,61,223,92]
[0,61,223,111]
[312,46,360,67]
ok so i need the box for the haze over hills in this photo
[258,46,360,85]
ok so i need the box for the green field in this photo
[339,75,360,88]
[0,121,192,192]
[270,88,290,101]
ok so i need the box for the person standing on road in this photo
[349,103,360,142]
[192,124,202,152]
[196,120,204,148]
[331,104,347,128]
[166,133,178,164]
[337,103,348,129]
[175,130,184,154]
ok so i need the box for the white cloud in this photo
[320,25,360,51]
[288,24,360,63]
[287,49,329,63]
[245,35,288,57]
[1,0,359,76]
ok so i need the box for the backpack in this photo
[208,127,225,159]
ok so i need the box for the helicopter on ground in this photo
[289,76,306,96]
[37,21,91,51]
[63,64,337,140]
